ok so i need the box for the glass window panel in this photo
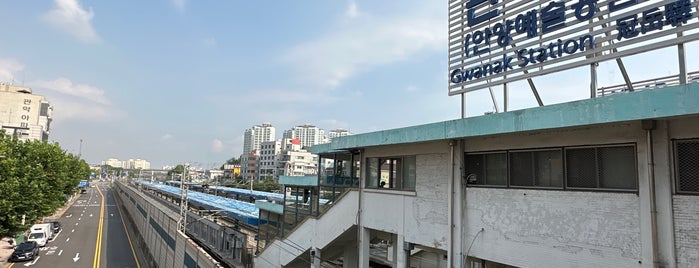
[566,148,598,188]
[465,154,484,185]
[598,146,637,189]
[510,152,534,186]
[366,158,379,188]
[485,153,507,185]
[533,150,563,187]
[403,155,416,190]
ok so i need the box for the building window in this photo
[510,149,563,188]
[566,145,637,190]
[675,139,699,194]
[366,156,416,191]
[465,152,507,186]
[466,144,637,191]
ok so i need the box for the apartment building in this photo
[0,84,52,141]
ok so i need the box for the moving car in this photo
[9,241,39,262]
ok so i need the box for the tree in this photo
[0,133,89,237]
[167,165,185,181]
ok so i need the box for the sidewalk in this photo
[0,238,15,268]
[0,193,80,268]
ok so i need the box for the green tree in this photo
[0,133,89,237]
[167,165,185,181]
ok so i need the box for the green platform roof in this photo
[312,83,699,154]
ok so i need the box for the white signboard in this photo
[448,0,699,95]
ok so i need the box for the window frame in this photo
[674,138,699,195]
[564,144,638,192]
[365,155,416,191]
[465,143,638,192]
[464,151,508,187]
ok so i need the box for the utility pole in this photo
[78,139,83,158]
[178,164,189,233]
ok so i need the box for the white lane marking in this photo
[66,237,70,242]
[71,229,75,233]
[24,256,39,266]
[78,218,81,221]
[58,249,63,255]
[89,214,93,217]
[75,222,79,226]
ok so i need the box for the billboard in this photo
[448,0,699,95]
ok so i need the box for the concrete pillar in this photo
[343,242,359,268]
[650,121,677,267]
[393,234,407,268]
[310,247,321,268]
[358,227,371,268]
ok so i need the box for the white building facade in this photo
[283,124,327,148]
[256,84,699,268]
[0,84,52,142]
[327,129,351,142]
[242,123,276,180]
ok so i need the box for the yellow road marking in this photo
[7,262,14,267]
[112,186,141,268]
[93,186,105,268]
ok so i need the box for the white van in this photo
[27,223,52,247]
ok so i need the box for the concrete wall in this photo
[362,141,452,251]
[673,195,699,267]
[466,188,641,267]
[667,117,699,267]
[114,182,222,268]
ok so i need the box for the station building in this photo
[254,0,699,267]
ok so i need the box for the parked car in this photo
[9,241,39,262]
[27,223,52,246]
[46,221,62,234]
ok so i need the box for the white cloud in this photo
[346,1,360,18]
[0,58,25,82]
[172,0,186,12]
[44,0,101,43]
[284,13,444,88]
[161,134,174,141]
[31,77,110,104]
[211,139,224,153]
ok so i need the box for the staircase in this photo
[255,190,359,267]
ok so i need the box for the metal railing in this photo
[597,71,699,96]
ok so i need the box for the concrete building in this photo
[253,0,699,264]
[242,123,275,179]
[122,158,151,169]
[243,123,276,155]
[255,83,699,268]
[102,158,122,168]
[277,139,318,177]
[0,84,52,141]
[244,150,259,183]
[327,128,351,142]
[102,158,151,169]
[259,139,284,181]
[283,124,327,148]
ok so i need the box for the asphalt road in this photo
[9,182,140,268]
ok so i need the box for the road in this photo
[9,182,140,268]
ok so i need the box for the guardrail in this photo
[597,71,699,96]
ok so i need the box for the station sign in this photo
[448,0,699,95]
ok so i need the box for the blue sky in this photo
[1,0,697,168]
